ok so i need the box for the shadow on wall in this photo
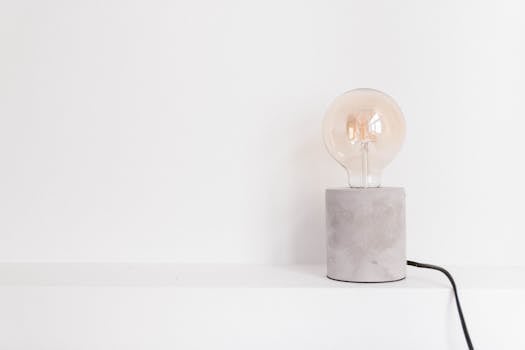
[287,121,327,264]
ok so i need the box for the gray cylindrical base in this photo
[326,187,406,283]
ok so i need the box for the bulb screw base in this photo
[326,187,406,283]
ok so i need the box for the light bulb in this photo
[323,88,405,188]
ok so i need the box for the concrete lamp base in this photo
[326,187,406,283]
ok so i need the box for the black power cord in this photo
[407,260,474,350]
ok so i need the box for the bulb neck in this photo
[344,140,381,188]
[346,169,381,188]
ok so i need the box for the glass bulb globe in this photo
[323,88,406,188]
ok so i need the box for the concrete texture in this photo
[326,187,406,282]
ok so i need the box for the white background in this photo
[1,0,524,265]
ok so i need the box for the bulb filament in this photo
[346,111,382,187]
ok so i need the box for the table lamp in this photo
[323,88,406,283]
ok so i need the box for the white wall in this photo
[1,0,524,265]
